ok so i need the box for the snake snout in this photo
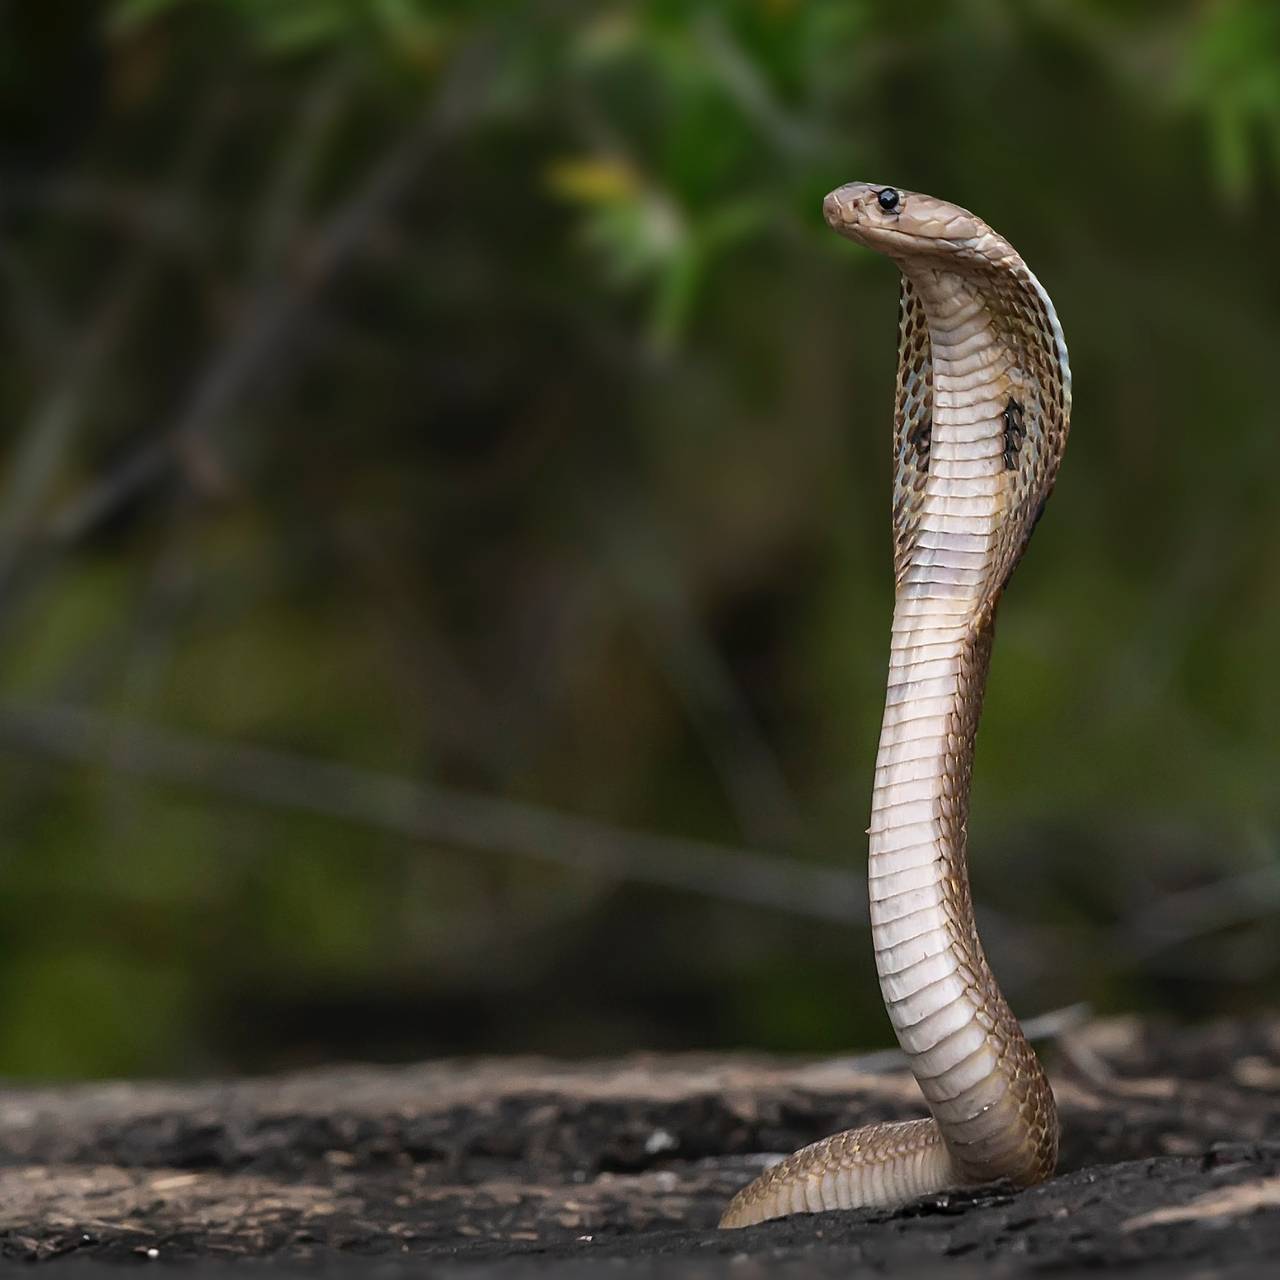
[823,182,870,230]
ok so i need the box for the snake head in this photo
[823,183,985,258]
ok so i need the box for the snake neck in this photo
[868,265,1058,1187]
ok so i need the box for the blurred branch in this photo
[46,41,494,550]
[0,178,201,253]
[0,270,147,584]
[0,702,865,924]
[0,87,236,616]
[250,60,353,281]
[591,505,806,850]
[0,95,238,588]
[695,12,820,157]
[0,243,65,364]
[1117,862,1280,964]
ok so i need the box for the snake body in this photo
[720,183,1071,1229]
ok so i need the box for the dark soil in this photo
[1,1016,1279,1276]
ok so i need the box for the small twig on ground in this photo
[799,1001,1094,1081]
[1056,1033,1122,1091]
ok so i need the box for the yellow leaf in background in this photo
[545,157,639,204]
[574,9,638,61]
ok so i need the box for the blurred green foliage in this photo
[0,0,1279,1079]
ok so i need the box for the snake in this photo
[720,183,1072,1229]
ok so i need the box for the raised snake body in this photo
[720,183,1072,1229]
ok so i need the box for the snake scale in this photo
[720,183,1072,1228]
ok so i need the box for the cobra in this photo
[720,183,1072,1228]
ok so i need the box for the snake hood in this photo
[827,180,1072,556]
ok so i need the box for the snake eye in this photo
[877,188,900,212]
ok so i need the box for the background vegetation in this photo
[1,0,1278,1079]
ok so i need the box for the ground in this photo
[1,1016,1278,1275]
